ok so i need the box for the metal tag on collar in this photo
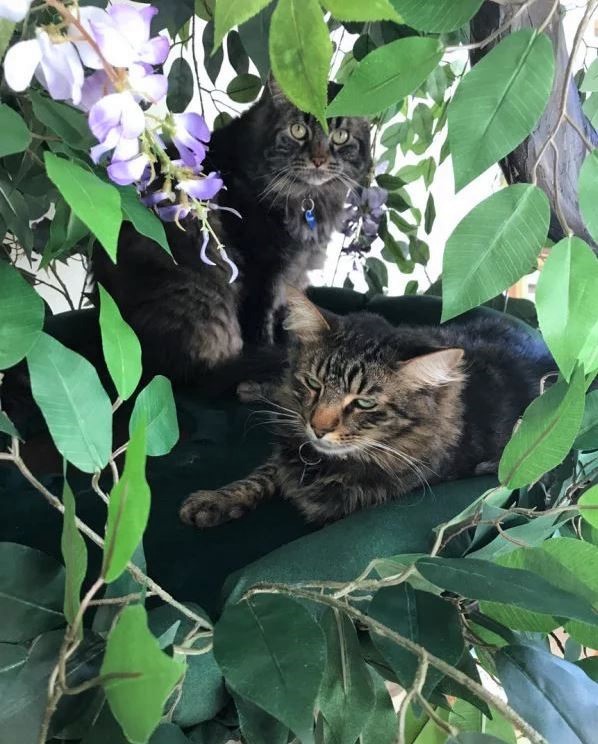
[302,197,317,230]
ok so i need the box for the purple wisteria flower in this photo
[0,0,32,22]
[177,172,224,201]
[171,113,211,168]
[342,186,388,254]
[4,31,84,103]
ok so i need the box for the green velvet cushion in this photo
[0,290,528,615]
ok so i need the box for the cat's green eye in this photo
[354,397,377,410]
[290,123,308,141]
[304,374,322,391]
[331,128,350,145]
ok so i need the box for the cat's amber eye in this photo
[304,374,322,391]
[331,128,350,145]
[354,397,377,410]
[290,123,308,140]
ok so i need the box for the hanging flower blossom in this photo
[177,172,224,201]
[171,113,211,168]
[108,153,151,186]
[88,91,145,159]
[341,186,388,255]
[0,0,32,22]
[4,31,84,103]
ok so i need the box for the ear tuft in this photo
[284,287,330,342]
[401,348,465,387]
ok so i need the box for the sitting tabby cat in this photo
[180,292,554,526]
[93,81,371,384]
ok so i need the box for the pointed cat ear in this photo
[401,348,465,387]
[284,288,331,341]
[265,75,287,106]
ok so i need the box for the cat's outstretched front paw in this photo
[179,490,244,529]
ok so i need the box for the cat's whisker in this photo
[359,438,435,494]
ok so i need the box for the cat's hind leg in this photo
[179,461,279,528]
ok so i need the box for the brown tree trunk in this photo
[471,0,598,248]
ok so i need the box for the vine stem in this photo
[4,438,212,631]
[244,583,548,744]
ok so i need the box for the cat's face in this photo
[278,293,465,469]
[257,82,372,198]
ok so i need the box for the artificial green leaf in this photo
[27,333,112,473]
[580,485,598,530]
[321,0,401,23]
[102,605,185,744]
[167,57,194,113]
[203,22,224,84]
[42,199,89,268]
[238,4,273,81]
[582,58,598,92]
[31,92,94,151]
[130,375,179,456]
[416,556,598,625]
[0,543,64,642]
[575,390,598,449]
[448,735,511,744]
[44,153,122,260]
[358,670,398,744]
[0,261,44,369]
[148,603,226,727]
[61,479,87,637]
[0,643,26,698]
[213,594,326,743]
[187,721,232,744]
[0,411,21,440]
[213,0,273,50]
[0,180,33,253]
[98,284,142,401]
[236,695,289,744]
[577,656,598,682]
[318,608,375,744]
[390,0,484,32]
[93,543,146,634]
[102,422,150,583]
[119,185,171,255]
[227,30,250,74]
[498,365,585,489]
[0,104,31,158]
[327,37,442,117]
[0,19,14,61]
[579,149,598,244]
[496,644,598,744]
[369,585,464,697]
[149,723,190,743]
[448,699,516,743]
[441,185,550,321]
[227,73,262,102]
[270,0,332,125]
[536,236,598,380]
[448,30,555,191]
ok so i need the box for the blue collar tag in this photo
[302,197,317,230]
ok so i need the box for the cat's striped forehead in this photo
[306,346,386,395]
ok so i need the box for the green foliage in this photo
[318,608,375,743]
[101,605,185,743]
[579,149,598,243]
[0,104,31,159]
[129,375,179,456]
[320,0,401,23]
[448,30,555,191]
[44,153,122,260]
[102,422,150,583]
[270,0,332,126]
[0,19,14,60]
[536,237,598,380]
[575,390,598,449]
[167,57,195,113]
[580,485,598,529]
[30,92,94,151]
[60,479,88,637]
[441,185,550,321]
[227,72,263,102]
[390,0,484,32]
[213,0,273,50]
[498,366,585,489]
[358,670,398,744]
[327,37,442,116]
[214,594,326,743]
[119,185,171,256]
[0,543,65,642]
[27,333,113,473]
[0,261,44,370]
[98,285,142,401]
[496,644,598,743]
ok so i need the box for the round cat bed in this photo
[0,289,536,615]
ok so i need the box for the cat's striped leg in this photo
[179,460,279,529]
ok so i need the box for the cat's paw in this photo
[237,380,263,403]
[179,491,244,529]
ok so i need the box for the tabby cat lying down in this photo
[179,292,554,527]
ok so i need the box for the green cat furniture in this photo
[0,288,528,616]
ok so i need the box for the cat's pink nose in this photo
[311,155,327,168]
